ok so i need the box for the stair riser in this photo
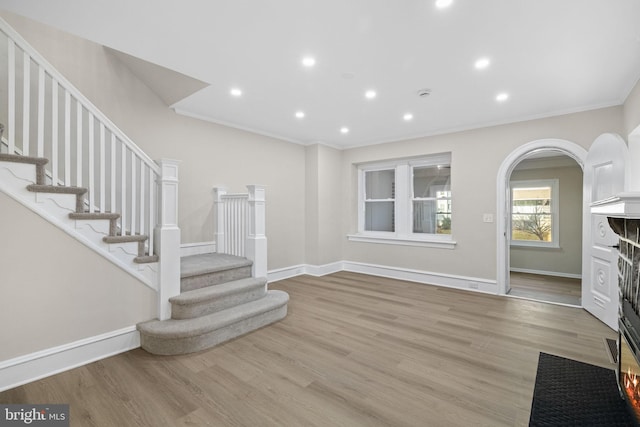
[0,162,36,186]
[181,266,252,292]
[140,304,287,355]
[172,285,267,320]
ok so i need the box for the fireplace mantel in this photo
[591,192,640,218]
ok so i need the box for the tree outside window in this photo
[511,180,558,246]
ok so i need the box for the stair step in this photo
[26,184,87,195]
[103,234,147,243]
[69,212,120,235]
[26,184,87,212]
[0,153,48,185]
[134,255,159,264]
[170,277,267,319]
[138,290,289,355]
[181,253,253,292]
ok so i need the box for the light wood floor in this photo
[509,272,582,306]
[1,272,615,426]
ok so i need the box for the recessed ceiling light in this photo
[435,0,453,9]
[475,58,490,70]
[496,92,509,102]
[302,57,316,67]
[230,88,242,97]
[403,113,414,121]
[365,90,377,99]
[295,111,305,119]
[340,127,350,134]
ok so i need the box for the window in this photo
[350,153,455,249]
[510,179,558,247]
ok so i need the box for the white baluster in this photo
[110,135,116,213]
[99,123,105,212]
[37,66,44,157]
[88,113,94,212]
[51,82,58,186]
[7,39,15,154]
[148,167,156,255]
[140,163,146,237]
[76,100,82,186]
[131,151,137,235]
[22,52,30,156]
[121,146,127,234]
[64,91,71,185]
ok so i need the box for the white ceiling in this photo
[2,0,640,149]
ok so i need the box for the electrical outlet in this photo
[469,282,479,289]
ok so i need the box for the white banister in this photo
[246,185,267,278]
[156,159,181,320]
[213,185,267,278]
[1,16,178,308]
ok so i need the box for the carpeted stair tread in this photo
[170,277,268,319]
[134,255,159,264]
[138,290,289,340]
[69,212,120,220]
[103,234,148,243]
[181,253,252,279]
[170,277,267,306]
[26,184,87,195]
[0,153,48,166]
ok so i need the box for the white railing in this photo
[0,17,181,320]
[214,185,267,278]
[0,19,160,252]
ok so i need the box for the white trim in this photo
[496,139,587,295]
[342,261,497,294]
[180,241,216,257]
[0,326,140,393]
[509,267,582,280]
[267,261,497,294]
[347,234,456,249]
[0,175,156,289]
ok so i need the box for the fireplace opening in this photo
[620,326,640,423]
[611,217,640,425]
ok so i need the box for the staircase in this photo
[137,253,289,355]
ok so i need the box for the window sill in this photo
[347,233,457,249]
[510,241,560,249]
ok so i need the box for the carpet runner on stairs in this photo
[137,253,288,355]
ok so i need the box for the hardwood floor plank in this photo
[0,272,616,426]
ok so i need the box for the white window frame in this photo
[348,153,456,249]
[510,179,559,248]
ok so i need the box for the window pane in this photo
[413,165,451,234]
[365,170,395,199]
[413,166,450,198]
[365,201,395,232]
[512,186,552,242]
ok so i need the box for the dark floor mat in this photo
[529,352,635,426]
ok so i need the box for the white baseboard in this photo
[510,267,582,280]
[180,241,216,257]
[268,260,498,294]
[342,261,498,294]
[0,326,140,393]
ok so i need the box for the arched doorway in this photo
[496,139,588,297]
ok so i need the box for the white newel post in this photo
[156,159,181,320]
[213,186,228,254]
[246,185,267,278]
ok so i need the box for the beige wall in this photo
[0,192,156,361]
[340,107,624,281]
[509,162,583,276]
[1,11,307,270]
[624,78,640,136]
